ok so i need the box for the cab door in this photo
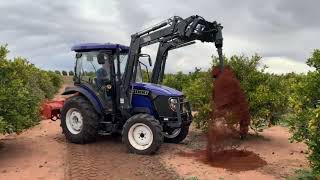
[74,51,115,112]
[97,51,117,113]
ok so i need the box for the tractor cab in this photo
[71,43,144,88]
[70,43,130,114]
[72,43,128,88]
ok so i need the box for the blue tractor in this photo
[60,15,224,154]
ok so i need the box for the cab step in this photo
[99,121,117,135]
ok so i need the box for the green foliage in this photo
[163,68,212,129]
[192,103,211,130]
[0,116,5,133]
[140,69,151,82]
[287,169,318,180]
[307,49,320,71]
[308,107,320,175]
[288,89,320,176]
[183,69,212,110]
[213,54,289,131]
[54,70,61,75]
[68,70,74,76]
[62,70,68,76]
[47,71,64,94]
[0,45,63,134]
[163,71,191,91]
[287,49,320,176]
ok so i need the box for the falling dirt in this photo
[194,66,262,173]
[178,149,267,172]
[211,66,250,138]
[205,66,252,162]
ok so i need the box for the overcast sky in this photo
[0,0,319,74]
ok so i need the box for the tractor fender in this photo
[62,86,104,114]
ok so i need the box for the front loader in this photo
[42,15,225,154]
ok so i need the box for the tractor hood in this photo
[132,82,183,97]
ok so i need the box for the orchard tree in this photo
[163,71,189,91]
[307,49,320,71]
[0,45,62,134]
[68,70,74,76]
[288,49,320,176]
[62,70,68,76]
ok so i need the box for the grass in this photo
[286,169,318,180]
[177,177,199,180]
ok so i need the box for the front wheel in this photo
[122,114,163,155]
[164,126,189,143]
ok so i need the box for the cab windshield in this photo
[118,53,144,83]
[75,51,145,88]
[75,51,143,83]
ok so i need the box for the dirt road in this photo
[0,119,309,180]
[0,120,178,180]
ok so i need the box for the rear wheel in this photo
[61,96,100,144]
[122,114,163,155]
[164,126,189,143]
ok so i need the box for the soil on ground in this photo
[0,120,178,180]
[177,149,267,172]
[0,122,309,180]
[160,126,309,180]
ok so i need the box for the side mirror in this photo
[139,54,152,66]
[97,53,105,64]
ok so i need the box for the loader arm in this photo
[120,15,224,110]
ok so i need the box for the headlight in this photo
[168,97,178,112]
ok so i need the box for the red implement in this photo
[41,100,65,121]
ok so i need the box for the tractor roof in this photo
[71,43,129,52]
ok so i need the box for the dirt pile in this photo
[178,149,267,172]
[195,66,263,171]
